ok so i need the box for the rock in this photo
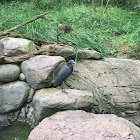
[66,58,140,126]
[41,44,76,61]
[0,115,10,130]
[77,48,102,59]
[0,81,30,113]
[21,55,65,89]
[0,37,37,57]
[28,110,140,140]
[32,88,93,121]
[19,73,26,81]
[26,106,38,127]
[0,64,20,82]
[16,105,38,128]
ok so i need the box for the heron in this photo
[53,60,75,93]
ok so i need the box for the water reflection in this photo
[0,121,32,140]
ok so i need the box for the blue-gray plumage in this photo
[53,60,75,93]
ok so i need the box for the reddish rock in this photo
[28,110,140,140]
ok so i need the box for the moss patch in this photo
[27,42,37,52]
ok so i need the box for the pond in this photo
[0,121,32,140]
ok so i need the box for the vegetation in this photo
[0,0,140,58]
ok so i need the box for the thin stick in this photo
[40,16,54,21]
[92,0,97,13]
[0,11,51,36]
[103,0,110,14]
[101,0,104,7]
[57,31,63,43]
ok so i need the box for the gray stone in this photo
[0,37,37,57]
[0,81,30,113]
[77,48,102,59]
[28,110,140,140]
[0,64,20,82]
[19,73,26,81]
[66,58,140,126]
[21,55,65,89]
[32,88,93,121]
[41,44,76,61]
[0,115,10,130]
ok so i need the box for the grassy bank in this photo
[0,1,140,58]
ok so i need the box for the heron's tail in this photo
[53,83,57,88]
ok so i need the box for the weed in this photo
[0,1,139,58]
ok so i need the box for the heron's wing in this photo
[54,65,72,86]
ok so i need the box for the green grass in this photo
[0,1,140,58]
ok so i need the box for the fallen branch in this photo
[0,11,52,36]
[57,31,63,43]
[0,43,57,64]
[101,0,104,7]
[40,15,54,21]
[0,34,76,46]
[103,0,110,14]
[92,0,97,13]
[0,34,56,44]
[60,40,77,45]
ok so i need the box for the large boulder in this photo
[0,64,20,82]
[21,55,65,89]
[28,110,140,140]
[0,37,37,57]
[0,81,30,113]
[32,89,93,121]
[41,44,76,61]
[66,58,140,126]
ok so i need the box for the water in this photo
[0,121,32,140]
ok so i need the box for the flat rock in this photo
[28,110,140,140]
[41,44,76,61]
[21,55,65,89]
[77,48,102,59]
[0,64,20,82]
[66,58,140,126]
[32,89,93,121]
[0,81,30,113]
[0,37,37,56]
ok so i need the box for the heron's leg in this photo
[61,82,67,93]
[61,82,64,93]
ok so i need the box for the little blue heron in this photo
[53,60,75,93]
